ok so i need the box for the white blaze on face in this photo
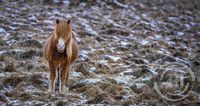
[57,37,65,51]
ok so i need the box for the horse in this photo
[43,19,78,93]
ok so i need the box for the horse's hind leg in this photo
[49,63,56,92]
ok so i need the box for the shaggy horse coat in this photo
[43,19,78,93]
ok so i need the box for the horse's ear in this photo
[67,20,70,24]
[56,19,60,24]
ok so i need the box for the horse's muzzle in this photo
[57,38,66,52]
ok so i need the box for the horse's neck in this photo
[51,39,67,58]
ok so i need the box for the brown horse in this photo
[43,19,78,93]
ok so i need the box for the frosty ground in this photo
[0,0,200,105]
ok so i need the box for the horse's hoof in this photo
[48,88,56,94]
[65,87,69,92]
[48,89,52,93]
[59,87,69,94]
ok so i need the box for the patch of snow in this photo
[43,20,53,25]
[52,9,60,15]
[79,78,102,84]
[154,34,161,39]
[10,99,19,105]
[0,51,5,55]
[63,0,70,4]
[71,71,81,77]
[119,69,133,76]
[107,55,120,62]
[168,17,179,21]
[136,83,145,89]
[89,67,96,72]
[149,67,158,75]
[98,60,108,64]
[143,59,149,64]
[105,18,121,27]
[166,41,176,46]
[25,85,37,92]
[113,0,128,8]
[156,50,164,54]
[134,15,141,20]
[135,75,152,82]
[0,28,6,33]
[28,15,37,21]
[114,76,134,86]
[162,82,174,89]
[86,28,98,36]
[79,51,89,61]
[53,0,61,3]
[177,31,184,36]
[185,24,191,30]
[175,57,191,66]
[140,39,149,45]
[4,83,13,91]
[6,39,17,46]
[120,41,129,46]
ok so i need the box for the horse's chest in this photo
[53,51,67,62]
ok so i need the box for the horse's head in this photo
[53,19,72,53]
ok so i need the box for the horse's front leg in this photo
[59,64,70,93]
[49,63,56,93]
